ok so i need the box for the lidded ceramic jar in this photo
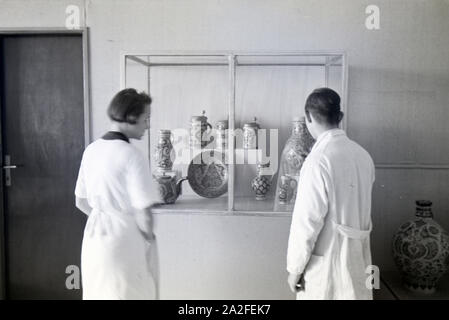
[215,120,228,151]
[243,117,260,149]
[190,110,213,149]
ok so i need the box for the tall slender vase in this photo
[154,129,175,173]
[276,117,315,206]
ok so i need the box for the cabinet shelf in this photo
[152,195,293,217]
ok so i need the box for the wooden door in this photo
[0,34,86,299]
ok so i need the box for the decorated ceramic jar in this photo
[215,120,228,151]
[392,200,449,294]
[243,117,260,149]
[190,110,214,149]
[153,171,187,204]
[154,129,175,172]
[251,163,271,200]
[278,174,298,205]
[280,117,315,177]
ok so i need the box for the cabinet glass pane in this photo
[234,64,325,212]
[125,55,230,212]
[124,53,346,214]
[233,54,344,213]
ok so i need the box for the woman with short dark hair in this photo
[107,88,152,125]
[74,88,160,299]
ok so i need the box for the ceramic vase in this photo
[280,116,315,177]
[154,129,175,172]
[277,117,314,205]
[278,175,298,205]
[251,163,271,200]
[392,200,449,294]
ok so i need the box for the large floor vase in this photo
[392,200,449,294]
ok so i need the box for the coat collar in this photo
[312,128,346,152]
[101,131,130,143]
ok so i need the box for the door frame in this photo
[0,27,91,299]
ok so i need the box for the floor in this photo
[374,271,449,300]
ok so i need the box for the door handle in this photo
[3,165,18,169]
[3,155,22,187]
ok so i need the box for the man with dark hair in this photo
[286,88,375,300]
[304,87,343,126]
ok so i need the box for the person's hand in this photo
[147,232,156,242]
[141,230,156,243]
[288,273,304,293]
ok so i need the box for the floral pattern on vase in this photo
[392,200,449,294]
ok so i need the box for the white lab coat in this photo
[75,138,160,300]
[287,129,375,300]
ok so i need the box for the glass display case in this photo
[121,52,347,215]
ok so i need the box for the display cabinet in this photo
[121,52,347,216]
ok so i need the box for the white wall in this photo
[1,0,449,298]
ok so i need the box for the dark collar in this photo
[102,131,130,143]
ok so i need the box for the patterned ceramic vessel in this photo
[190,111,214,149]
[280,117,315,177]
[251,163,271,200]
[278,175,298,205]
[243,117,260,149]
[154,129,175,172]
[153,171,187,204]
[187,151,228,198]
[392,200,449,294]
[215,120,228,151]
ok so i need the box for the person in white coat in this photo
[75,88,161,299]
[286,88,375,300]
